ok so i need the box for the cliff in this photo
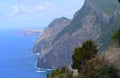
[33,17,71,54]
[33,0,120,69]
[17,29,43,36]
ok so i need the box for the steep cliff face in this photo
[33,17,71,54]
[34,0,120,69]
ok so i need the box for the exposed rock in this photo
[33,17,71,54]
[34,0,120,69]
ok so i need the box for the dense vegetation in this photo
[47,67,73,78]
[71,40,98,73]
[112,28,120,44]
[47,40,119,78]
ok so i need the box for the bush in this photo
[100,66,119,78]
[71,40,98,72]
[112,29,120,44]
[80,57,102,76]
[47,67,73,78]
[79,56,119,78]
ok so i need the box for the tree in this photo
[71,40,98,73]
[118,0,120,3]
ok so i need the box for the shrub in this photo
[73,56,119,78]
[100,66,119,78]
[71,40,98,72]
[112,29,120,44]
[47,67,73,78]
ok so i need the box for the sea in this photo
[0,28,49,78]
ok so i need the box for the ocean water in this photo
[0,28,48,78]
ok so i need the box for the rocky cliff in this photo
[33,0,120,69]
[33,17,71,54]
[16,29,43,36]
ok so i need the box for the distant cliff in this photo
[33,0,120,69]
[33,17,71,54]
[16,29,43,36]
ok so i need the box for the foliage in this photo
[79,57,119,78]
[112,28,120,44]
[71,40,98,72]
[80,56,103,77]
[118,0,120,3]
[47,40,119,78]
[47,56,119,78]
[47,67,73,78]
[99,66,119,78]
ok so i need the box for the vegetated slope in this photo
[34,0,120,69]
[104,46,120,76]
[91,0,120,15]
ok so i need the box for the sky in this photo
[0,0,85,29]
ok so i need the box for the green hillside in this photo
[91,0,120,15]
[97,18,120,51]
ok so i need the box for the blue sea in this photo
[0,28,48,78]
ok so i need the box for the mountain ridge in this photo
[33,17,71,55]
[33,0,120,69]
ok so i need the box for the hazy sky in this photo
[0,0,85,29]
